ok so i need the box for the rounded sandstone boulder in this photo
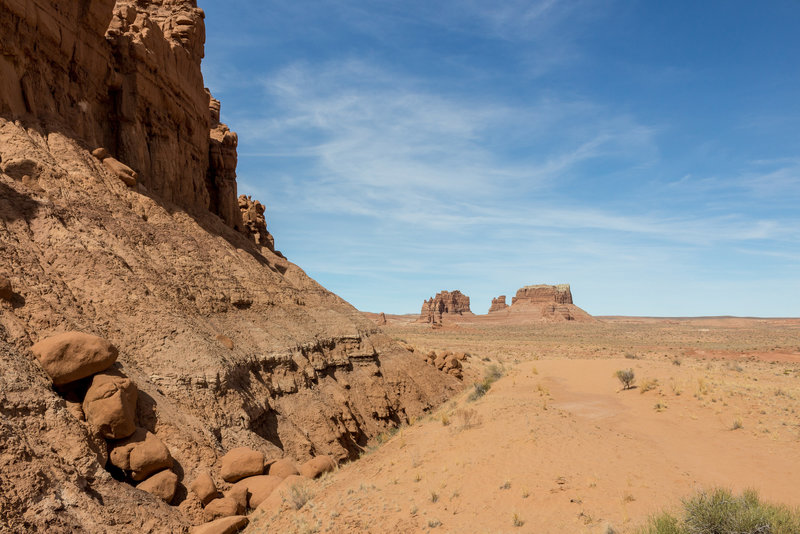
[109,427,173,481]
[189,471,218,506]
[83,369,137,439]
[299,455,336,479]
[268,457,300,479]
[30,332,118,386]
[203,497,241,522]
[137,469,178,503]
[189,516,248,534]
[220,447,264,482]
[255,474,311,513]
[230,475,282,508]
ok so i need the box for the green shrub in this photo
[639,488,800,534]
[468,364,505,401]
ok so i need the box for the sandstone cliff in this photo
[0,2,457,532]
[419,290,472,324]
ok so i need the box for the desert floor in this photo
[248,317,800,533]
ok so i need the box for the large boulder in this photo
[189,516,249,534]
[108,427,173,481]
[299,455,336,479]
[83,369,137,439]
[30,332,118,386]
[189,471,219,506]
[255,474,312,513]
[203,497,241,522]
[230,475,283,508]
[268,458,300,479]
[137,469,178,503]
[220,447,264,482]
[224,484,248,513]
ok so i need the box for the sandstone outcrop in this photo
[488,295,508,313]
[512,284,574,305]
[83,369,138,439]
[299,455,337,479]
[30,332,118,386]
[423,350,466,379]
[502,284,594,322]
[419,290,472,324]
[238,194,275,251]
[220,447,264,482]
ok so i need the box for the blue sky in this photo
[201,1,800,317]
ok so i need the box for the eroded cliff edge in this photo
[0,1,458,532]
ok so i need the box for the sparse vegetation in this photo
[287,483,314,510]
[453,408,479,430]
[640,378,659,393]
[625,352,639,359]
[430,490,439,503]
[428,519,442,528]
[512,512,525,527]
[638,488,800,534]
[731,418,743,430]
[500,480,511,490]
[616,368,636,390]
[468,364,505,401]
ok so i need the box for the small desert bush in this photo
[731,418,743,430]
[440,413,450,426]
[616,369,636,390]
[512,512,525,527]
[287,483,314,510]
[638,488,800,534]
[625,352,639,359]
[468,364,505,401]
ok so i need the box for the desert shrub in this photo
[625,353,639,359]
[616,369,635,390]
[640,378,659,393]
[638,488,800,534]
[454,408,479,429]
[468,364,505,401]
[287,483,314,510]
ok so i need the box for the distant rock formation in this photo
[238,195,275,251]
[512,284,573,305]
[488,295,508,313]
[507,284,592,322]
[419,290,471,324]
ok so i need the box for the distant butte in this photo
[419,290,473,324]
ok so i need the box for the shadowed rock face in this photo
[419,290,472,324]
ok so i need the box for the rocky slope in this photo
[419,290,472,324]
[0,1,457,532]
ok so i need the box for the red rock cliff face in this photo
[511,284,573,305]
[488,295,508,313]
[419,290,472,323]
[0,0,242,229]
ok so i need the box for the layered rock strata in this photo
[419,290,472,324]
[488,295,508,313]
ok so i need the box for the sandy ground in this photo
[246,318,800,533]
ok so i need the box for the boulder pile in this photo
[30,332,179,502]
[30,331,340,531]
[423,350,467,379]
[187,447,336,532]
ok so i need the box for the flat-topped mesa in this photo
[504,283,592,322]
[488,295,508,313]
[0,0,245,231]
[511,284,573,305]
[419,290,471,324]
